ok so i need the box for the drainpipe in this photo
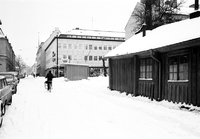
[102,58,107,77]
[149,49,161,101]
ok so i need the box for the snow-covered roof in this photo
[64,28,125,38]
[61,63,89,67]
[0,28,5,38]
[105,16,200,58]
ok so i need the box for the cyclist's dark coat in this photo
[45,71,54,81]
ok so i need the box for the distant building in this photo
[31,63,37,76]
[125,0,189,40]
[0,28,15,72]
[36,42,46,76]
[43,28,125,77]
[125,2,144,40]
[36,28,60,76]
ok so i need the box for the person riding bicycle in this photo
[45,71,54,90]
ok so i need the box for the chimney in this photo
[195,0,199,10]
[142,23,147,37]
[189,0,200,19]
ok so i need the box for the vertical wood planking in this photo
[197,46,200,106]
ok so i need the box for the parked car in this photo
[0,72,18,94]
[7,71,20,83]
[0,100,3,128]
[19,73,25,79]
[0,76,12,117]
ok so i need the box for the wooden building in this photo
[105,16,200,107]
[63,63,89,81]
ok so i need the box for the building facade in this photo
[105,15,200,107]
[36,28,60,76]
[36,42,46,76]
[44,28,125,76]
[125,0,189,40]
[0,28,15,72]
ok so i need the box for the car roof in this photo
[0,72,15,75]
[7,71,18,75]
[0,76,6,80]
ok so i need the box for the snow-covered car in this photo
[8,71,20,83]
[0,76,12,116]
[0,72,18,94]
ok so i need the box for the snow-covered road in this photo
[0,76,200,139]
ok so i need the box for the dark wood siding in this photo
[162,47,200,106]
[196,46,200,106]
[108,57,136,94]
[108,44,200,107]
[138,80,154,100]
[166,82,189,103]
[190,47,197,105]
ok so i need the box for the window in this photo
[89,45,92,50]
[140,58,152,79]
[108,46,112,50]
[104,45,107,50]
[63,55,67,59]
[169,55,188,81]
[99,56,102,61]
[94,46,97,50]
[99,46,102,50]
[85,44,88,50]
[89,56,93,61]
[68,55,72,60]
[94,56,97,61]
[68,44,72,49]
[84,56,88,61]
[63,44,67,48]
[58,43,61,48]
[74,44,77,49]
[79,44,82,49]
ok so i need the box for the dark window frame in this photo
[139,58,153,79]
[168,55,188,81]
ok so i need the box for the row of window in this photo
[140,55,188,81]
[84,56,106,61]
[65,35,124,41]
[58,43,116,50]
[57,55,106,62]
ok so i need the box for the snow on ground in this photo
[0,76,200,139]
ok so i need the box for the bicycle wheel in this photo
[49,82,52,92]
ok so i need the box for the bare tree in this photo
[15,55,26,74]
[133,0,186,32]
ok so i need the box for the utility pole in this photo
[56,34,59,77]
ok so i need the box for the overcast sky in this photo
[0,0,194,66]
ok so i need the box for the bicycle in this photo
[44,81,52,92]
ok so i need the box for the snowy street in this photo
[0,76,200,139]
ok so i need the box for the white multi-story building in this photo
[36,28,60,76]
[44,28,125,76]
